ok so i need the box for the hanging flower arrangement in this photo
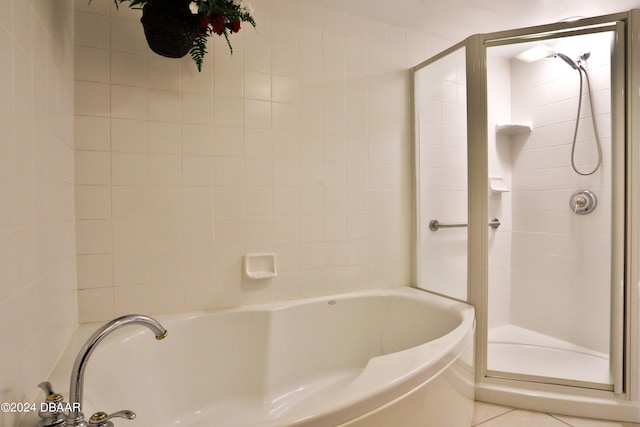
[189,0,256,69]
[101,0,256,71]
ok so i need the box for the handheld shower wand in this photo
[557,51,602,176]
[555,52,580,70]
[516,47,602,176]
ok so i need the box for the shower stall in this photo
[413,10,640,422]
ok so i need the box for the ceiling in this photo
[303,0,640,42]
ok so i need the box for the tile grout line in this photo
[473,408,517,426]
[549,414,574,426]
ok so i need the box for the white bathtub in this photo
[40,286,475,427]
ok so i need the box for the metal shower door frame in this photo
[467,10,634,403]
[413,9,640,419]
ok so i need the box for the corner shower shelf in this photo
[495,121,532,135]
[490,176,509,192]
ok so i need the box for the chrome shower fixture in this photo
[516,45,602,176]
[515,45,589,69]
[555,52,579,69]
[578,51,591,63]
[562,50,602,176]
[555,51,591,70]
[570,189,597,214]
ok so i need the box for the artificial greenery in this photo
[102,0,256,71]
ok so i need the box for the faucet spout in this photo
[66,315,167,427]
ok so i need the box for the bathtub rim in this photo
[37,285,475,427]
[255,286,476,426]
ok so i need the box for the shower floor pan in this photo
[488,325,611,386]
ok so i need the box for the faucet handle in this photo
[37,382,66,427]
[38,382,64,402]
[38,382,56,397]
[88,410,136,427]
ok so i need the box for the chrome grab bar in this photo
[429,218,501,231]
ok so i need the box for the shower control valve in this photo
[570,189,597,215]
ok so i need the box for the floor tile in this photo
[472,401,513,426]
[474,409,570,426]
[552,414,640,427]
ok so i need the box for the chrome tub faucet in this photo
[37,315,167,427]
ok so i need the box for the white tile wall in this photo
[508,32,613,353]
[0,1,76,424]
[487,54,513,329]
[73,0,448,322]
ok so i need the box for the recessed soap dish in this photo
[489,176,509,192]
[495,122,532,135]
[244,253,277,280]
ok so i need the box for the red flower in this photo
[230,21,241,33]
[199,15,212,33]
[211,15,226,35]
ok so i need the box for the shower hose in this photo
[570,64,603,176]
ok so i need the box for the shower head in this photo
[555,52,580,70]
[515,46,588,70]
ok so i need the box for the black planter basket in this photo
[140,0,201,58]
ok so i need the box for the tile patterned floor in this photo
[472,401,640,427]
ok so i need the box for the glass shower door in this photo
[485,28,620,389]
[414,46,469,302]
[414,12,635,413]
